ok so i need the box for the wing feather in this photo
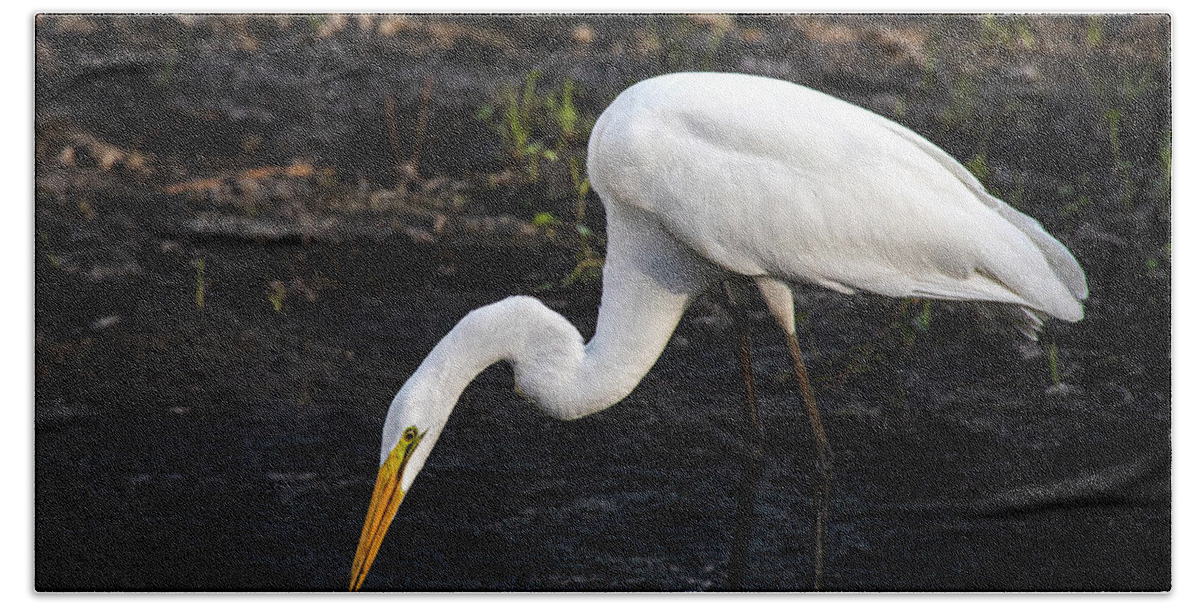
[866,113,1089,301]
[589,73,1087,330]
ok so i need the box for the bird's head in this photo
[347,295,561,590]
[348,381,451,591]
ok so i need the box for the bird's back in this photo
[587,72,1086,324]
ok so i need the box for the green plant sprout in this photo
[476,71,608,288]
[1005,170,1027,209]
[914,299,933,332]
[978,15,1008,46]
[816,298,929,392]
[543,78,580,148]
[793,309,820,359]
[477,71,560,180]
[561,157,604,286]
[531,211,561,237]
[267,280,286,312]
[698,20,731,70]
[479,73,594,181]
[1146,240,1170,276]
[1085,16,1104,48]
[478,72,604,286]
[965,152,990,184]
[1056,178,1093,218]
[978,15,1036,49]
[156,49,179,88]
[194,257,206,310]
[941,73,980,130]
[37,231,62,270]
[1015,19,1035,49]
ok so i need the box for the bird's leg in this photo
[722,280,765,591]
[783,329,831,589]
[783,330,832,476]
[753,277,831,591]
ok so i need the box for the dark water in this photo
[34,233,1169,591]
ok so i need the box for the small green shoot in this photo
[77,200,96,221]
[476,71,605,288]
[699,20,730,70]
[38,231,62,270]
[1056,178,1093,217]
[1160,131,1172,175]
[1146,240,1170,276]
[561,156,605,286]
[941,73,980,129]
[793,309,821,359]
[156,49,179,88]
[1103,108,1121,157]
[1007,171,1027,208]
[532,211,561,237]
[965,153,990,183]
[494,71,540,178]
[561,257,604,287]
[1085,16,1104,48]
[481,72,594,182]
[267,280,286,312]
[1015,20,1035,49]
[915,300,932,332]
[544,78,579,143]
[979,15,1009,46]
[531,211,560,226]
[194,257,206,310]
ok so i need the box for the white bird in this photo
[348,72,1088,590]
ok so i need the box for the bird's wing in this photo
[589,72,1084,321]
[863,113,1089,302]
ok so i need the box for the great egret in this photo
[348,72,1088,591]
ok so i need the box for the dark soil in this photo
[34,14,1169,591]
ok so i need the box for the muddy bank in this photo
[35,14,1169,591]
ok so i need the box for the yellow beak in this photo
[349,430,424,591]
[348,462,405,591]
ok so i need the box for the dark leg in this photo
[723,281,765,591]
[751,277,832,590]
[784,330,831,590]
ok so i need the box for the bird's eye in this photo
[402,427,418,442]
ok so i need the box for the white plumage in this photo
[349,72,1087,590]
[590,73,1085,321]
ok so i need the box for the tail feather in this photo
[976,302,1049,341]
[868,113,1089,309]
[987,194,1089,301]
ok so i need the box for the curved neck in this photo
[401,205,717,427]
[383,279,696,481]
[412,281,692,423]
[384,204,718,479]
